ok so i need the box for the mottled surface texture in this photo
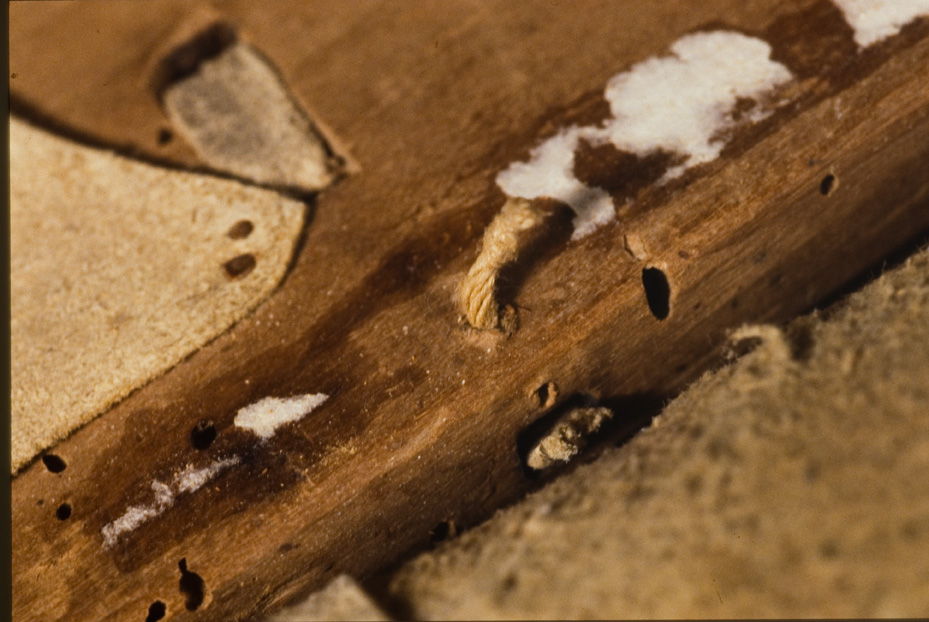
[163,43,339,193]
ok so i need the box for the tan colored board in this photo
[10,118,306,474]
[10,2,929,621]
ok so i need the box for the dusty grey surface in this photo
[163,42,338,193]
[10,118,306,473]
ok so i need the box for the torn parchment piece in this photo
[265,575,391,622]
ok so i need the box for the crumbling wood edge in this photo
[12,19,929,622]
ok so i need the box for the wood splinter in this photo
[458,196,550,330]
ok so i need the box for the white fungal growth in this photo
[595,32,793,178]
[175,458,240,494]
[101,456,239,548]
[832,0,929,47]
[100,392,327,548]
[234,393,329,440]
[496,126,614,239]
[151,480,174,507]
[101,505,162,549]
[496,31,793,238]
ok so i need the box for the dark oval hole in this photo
[642,267,671,320]
[146,601,167,622]
[42,454,67,473]
[190,420,217,451]
[226,219,254,240]
[56,503,72,520]
[820,174,837,196]
[430,520,457,543]
[179,558,206,611]
[535,382,557,408]
[223,253,256,278]
[157,128,173,146]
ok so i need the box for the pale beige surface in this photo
[378,246,929,618]
[10,118,306,473]
[267,575,390,622]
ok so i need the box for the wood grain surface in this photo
[11,2,929,620]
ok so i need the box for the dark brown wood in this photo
[11,2,929,621]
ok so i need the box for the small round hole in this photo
[190,420,217,451]
[227,219,254,240]
[642,267,671,320]
[56,503,72,520]
[223,253,256,278]
[158,128,174,145]
[146,601,167,622]
[42,454,67,473]
[819,174,838,196]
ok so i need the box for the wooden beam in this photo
[11,2,929,620]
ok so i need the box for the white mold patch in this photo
[101,456,239,548]
[595,32,792,178]
[234,393,329,440]
[175,460,237,494]
[497,31,793,238]
[833,0,929,47]
[496,126,614,239]
[100,392,327,548]
[101,502,163,550]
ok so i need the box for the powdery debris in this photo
[101,456,240,548]
[497,127,613,239]
[234,394,329,440]
[175,458,240,494]
[100,391,327,548]
[101,504,164,550]
[527,407,614,470]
